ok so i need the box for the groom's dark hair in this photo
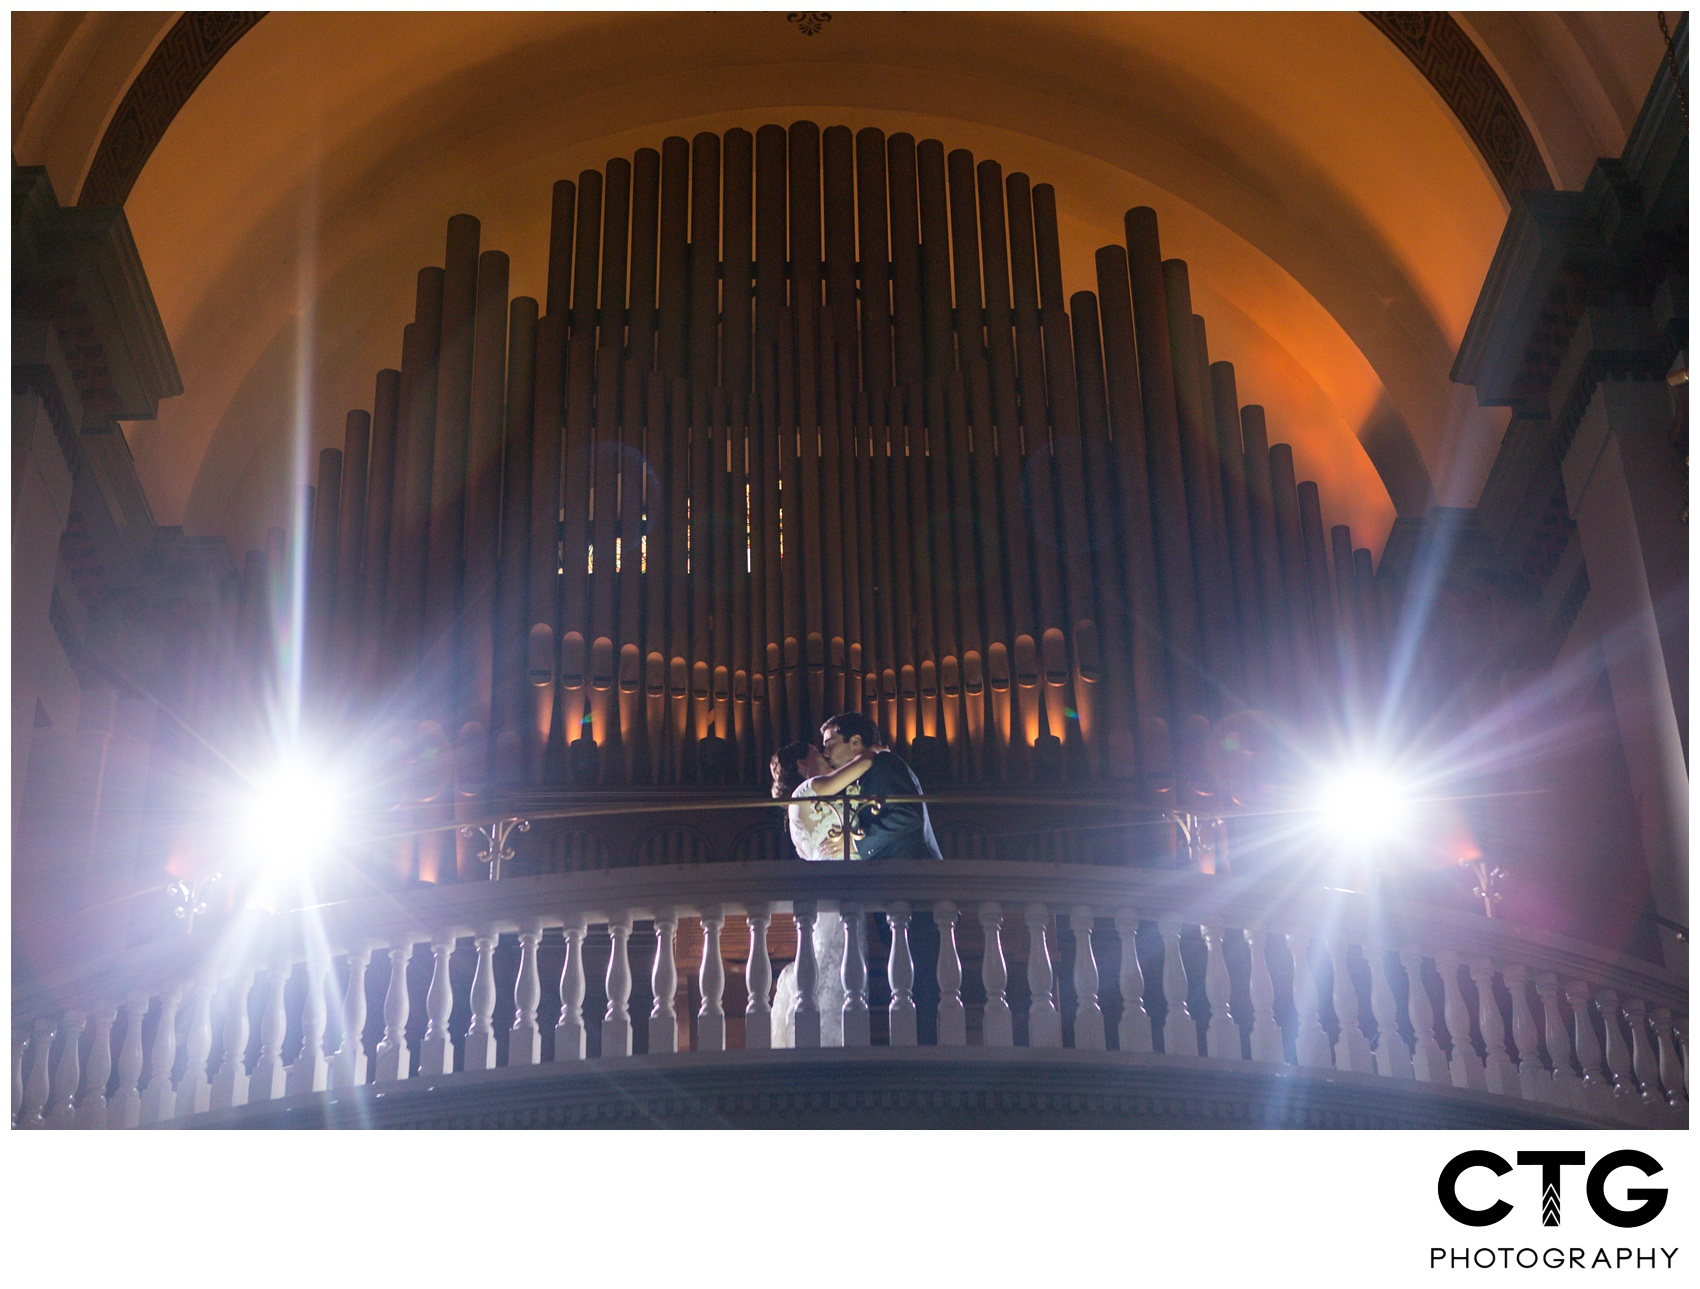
[821,711,882,748]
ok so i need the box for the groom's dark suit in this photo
[847,750,943,860]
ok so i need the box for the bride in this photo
[767,739,874,1047]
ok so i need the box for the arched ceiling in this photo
[9,12,1666,562]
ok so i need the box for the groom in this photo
[819,712,942,860]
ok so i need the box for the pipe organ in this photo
[235,125,1397,879]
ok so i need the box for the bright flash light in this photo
[1313,764,1412,847]
[242,755,345,870]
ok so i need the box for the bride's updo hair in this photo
[771,741,815,799]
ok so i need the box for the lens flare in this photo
[242,755,344,870]
[1312,764,1411,848]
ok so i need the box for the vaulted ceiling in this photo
[12,10,1668,561]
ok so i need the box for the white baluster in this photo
[1536,972,1582,1110]
[140,984,183,1123]
[507,925,543,1065]
[333,950,371,1090]
[374,944,413,1081]
[1469,959,1517,1097]
[605,916,636,1057]
[694,909,723,1053]
[78,1005,116,1128]
[1435,948,1485,1090]
[1564,979,1613,1116]
[980,904,1013,1048]
[211,974,253,1109]
[1622,997,1659,1119]
[110,997,146,1127]
[648,913,678,1055]
[1671,1015,1689,1101]
[176,978,216,1117]
[1245,927,1281,1063]
[745,906,773,1050]
[1592,987,1641,1123]
[887,903,918,1047]
[464,930,499,1072]
[1200,926,1235,1059]
[1071,908,1105,1051]
[1026,905,1061,1049]
[11,1025,26,1128]
[19,1017,56,1129]
[1648,1007,1686,1115]
[45,1011,84,1129]
[1367,946,1414,1079]
[1151,922,1189,1057]
[555,920,588,1060]
[250,967,290,1101]
[287,963,329,1096]
[840,902,871,1047]
[1402,949,1448,1084]
[1501,963,1547,1103]
[1291,939,1331,1068]
[420,939,457,1076]
[935,901,966,1047]
[794,902,820,1050]
[1328,941,1371,1074]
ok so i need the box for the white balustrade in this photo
[1026,905,1061,1048]
[420,940,457,1075]
[334,950,371,1089]
[1071,908,1106,1052]
[11,1026,26,1128]
[793,902,820,1050]
[695,910,724,1053]
[841,901,871,1047]
[1470,960,1516,1097]
[10,860,1684,1130]
[1330,941,1372,1074]
[936,901,966,1047]
[110,996,147,1126]
[1200,926,1235,1060]
[887,903,918,1046]
[1592,988,1641,1124]
[46,1011,84,1129]
[1292,939,1330,1069]
[1565,979,1614,1116]
[1502,963,1548,1103]
[178,978,216,1116]
[1435,948,1485,1091]
[1649,1007,1685,1114]
[78,1005,116,1128]
[1158,922,1195,1058]
[465,930,499,1072]
[286,963,329,1096]
[1368,946,1413,1079]
[140,985,182,1123]
[510,926,544,1065]
[1246,927,1279,1063]
[980,904,1012,1048]
[20,1017,55,1129]
[745,907,772,1051]
[606,916,636,1057]
[375,945,413,1081]
[648,914,678,1055]
[211,974,253,1109]
[1622,997,1658,1119]
[250,967,290,1101]
[555,921,587,1061]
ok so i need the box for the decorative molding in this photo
[1364,11,1553,199]
[787,14,831,38]
[78,13,266,209]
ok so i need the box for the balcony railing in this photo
[11,856,1688,1129]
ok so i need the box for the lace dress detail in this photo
[771,781,850,1046]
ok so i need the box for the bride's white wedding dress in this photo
[769,780,857,1047]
